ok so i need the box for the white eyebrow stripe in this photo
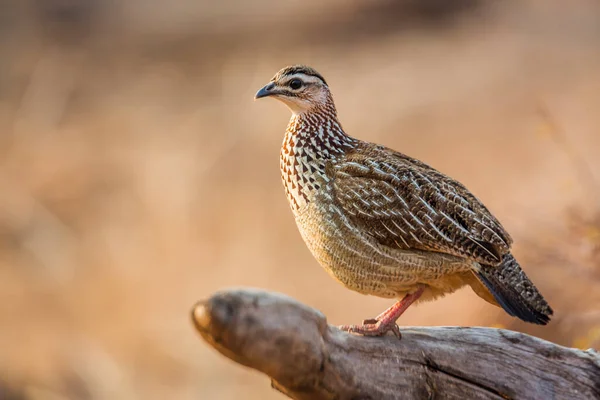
[281,73,323,85]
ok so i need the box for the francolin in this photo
[255,65,553,337]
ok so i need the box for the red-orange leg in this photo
[339,286,425,338]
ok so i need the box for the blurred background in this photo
[1,0,599,398]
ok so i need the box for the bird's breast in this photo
[280,145,329,214]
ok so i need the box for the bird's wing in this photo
[329,144,512,265]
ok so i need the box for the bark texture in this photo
[192,288,600,400]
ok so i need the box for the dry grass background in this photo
[1,0,599,398]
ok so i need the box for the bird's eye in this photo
[289,79,303,90]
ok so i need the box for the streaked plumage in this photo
[256,65,553,336]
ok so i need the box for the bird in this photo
[254,65,553,337]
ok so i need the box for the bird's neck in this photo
[280,104,358,213]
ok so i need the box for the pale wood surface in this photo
[192,289,600,400]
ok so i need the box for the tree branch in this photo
[191,289,600,400]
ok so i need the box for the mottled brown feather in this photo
[329,143,512,265]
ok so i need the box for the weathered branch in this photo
[192,288,600,400]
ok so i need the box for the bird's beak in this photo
[254,82,276,99]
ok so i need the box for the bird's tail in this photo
[475,254,553,325]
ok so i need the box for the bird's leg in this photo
[339,287,425,338]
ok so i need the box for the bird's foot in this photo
[338,288,425,339]
[338,319,401,338]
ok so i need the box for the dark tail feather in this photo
[477,254,553,325]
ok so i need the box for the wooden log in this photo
[192,288,600,400]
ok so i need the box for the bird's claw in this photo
[338,320,402,339]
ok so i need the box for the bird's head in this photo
[254,65,331,114]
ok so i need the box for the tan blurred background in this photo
[1,0,600,398]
